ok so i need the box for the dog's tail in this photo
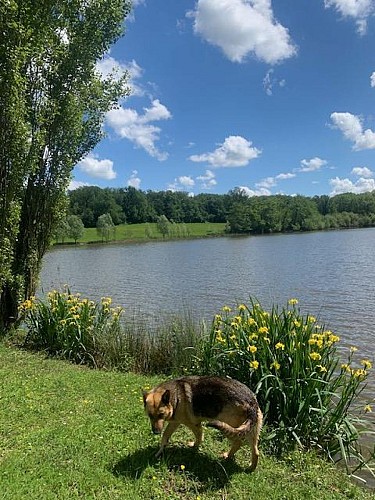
[207,407,263,440]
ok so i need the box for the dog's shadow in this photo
[112,444,246,491]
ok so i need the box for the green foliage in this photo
[156,214,171,238]
[0,0,131,330]
[19,289,126,369]
[196,299,374,475]
[96,212,115,242]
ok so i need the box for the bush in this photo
[196,299,374,475]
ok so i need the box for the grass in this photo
[54,222,226,245]
[0,343,373,499]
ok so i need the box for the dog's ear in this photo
[161,389,170,405]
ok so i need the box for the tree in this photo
[156,215,171,238]
[97,213,115,242]
[67,215,84,244]
[0,1,131,330]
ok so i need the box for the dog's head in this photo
[143,388,173,434]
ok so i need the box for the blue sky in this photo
[71,0,375,197]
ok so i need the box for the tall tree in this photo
[0,0,131,330]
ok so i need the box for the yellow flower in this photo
[364,404,372,413]
[293,320,301,328]
[249,360,259,370]
[275,342,285,350]
[247,345,257,354]
[353,369,367,378]
[288,298,299,306]
[350,346,358,352]
[258,326,269,334]
[309,352,321,361]
[307,315,316,323]
[238,304,246,311]
[341,363,351,372]
[222,305,232,313]
[361,360,372,370]
[271,361,281,370]
[328,334,340,343]
[180,464,185,471]
[248,317,256,326]
[317,365,327,373]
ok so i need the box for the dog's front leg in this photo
[187,423,203,448]
[155,422,180,458]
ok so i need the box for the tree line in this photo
[68,185,375,233]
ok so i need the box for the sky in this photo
[70,0,375,198]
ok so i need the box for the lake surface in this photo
[40,228,375,395]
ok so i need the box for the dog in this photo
[142,375,263,471]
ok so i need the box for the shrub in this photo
[19,288,127,369]
[197,298,374,475]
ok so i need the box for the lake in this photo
[40,228,375,397]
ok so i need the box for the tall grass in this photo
[18,289,203,374]
[195,299,374,477]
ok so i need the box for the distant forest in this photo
[68,186,375,234]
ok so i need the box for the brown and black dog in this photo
[143,375,263,471]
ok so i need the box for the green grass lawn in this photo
[55,222,227,245]
[0,343,373,499]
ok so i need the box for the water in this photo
[40,228,375,355]
[40,228,374,391]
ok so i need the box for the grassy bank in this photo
[0,343,373,499]
[54,222,226,245]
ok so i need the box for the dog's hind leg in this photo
[246,431,260,471]
[222,438,242,460]
[155,422,180,458]
[186,423,203,448]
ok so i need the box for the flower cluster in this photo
[200,298,373,459]
[19,287,123,367]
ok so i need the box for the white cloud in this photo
[77,154,116,180]
[254,171,295,191]
[371,71,375,87]
[299,157,328,172]
[263,68,286,95]
[329,176,375,195]
[106,99,172,160]
[127,170,141,189]
[256,176,277,189]
[351,166,374,177]
[189,0,296,64]
[330,112,375,150]
[167,175,196,191]
[276,172,296,180]
[324,0,374,34]
[189,136,261,167]
[68,180,93,191]
[196,169,217,189]
[238,186,272,197]
[96,56,144,96]
[179,176,195,187]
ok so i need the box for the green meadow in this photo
[54,222,226,245]
[1,343,373,499]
